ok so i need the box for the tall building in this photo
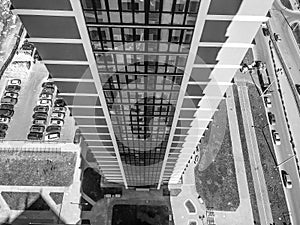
[10,0,274,188]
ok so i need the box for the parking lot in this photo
[1,62,76,143]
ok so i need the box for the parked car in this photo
[264,96,272,108]
[27,132,43,140]
[32,112,48,120]
[272,130,281,145]
[4,92,19,98]
[34,105,49,113]
[33,118,47,125]
[30,125,45,133]
[53,106,67,113]
[50,118,64,126]
[268,112,276,125]
[41,87,55,94]
[9,79,21,85]
[45,132,60,141]
[0,131,6,139]
[0,109,14,117]
[0,104,14,110]
[1,97,17,105]
[194,155,199,164]
[39,93,53,100]
[0,123,8,131]
[5,85,21,92]
[295,84,300,95]
[54,98,66,107]
[42,81,55,88]
[51,112,65,120]
[37,99,52,107]
[0,116,10,124]
[73,128,81,144]
[281,170,292,189]
[46,125,61,133]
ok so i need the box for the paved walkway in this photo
[236,80,274,225]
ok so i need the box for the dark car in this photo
[41,87,55,94]
[1,97,17,105]
[268,112,276,125]
[0,104,14,110]
[32,112,48,120]
[33,118,47,125]
[73,128,81,144]
[30,125,45,133]
[46,125,61,133]
[0,130,6,139]
[54,98,67,107]
[296,84,300,95]
[42,81,55,88]
[0,123,8,131]
[53,106,67,113]
[0,109,14,117]
[34,105,49,113]
[5,85,21,92]
[27,132,43,140]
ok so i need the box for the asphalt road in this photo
[254,24,300,225]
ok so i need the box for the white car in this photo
[45,132,60,141]
[4,92,19,98]
[272,130,281,145]
[264,97,272,108]
[9,79,21,85]
[51,112,65,120]
[0,116,10,124]
[50,118,64,126]
[39,93,53,100]
[37,99,52,107]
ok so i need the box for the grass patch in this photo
[248,84,291,225]
[112,204,169,225]
[0,151,76,186]
[232,84,260,224]
[185,200,196,213]
[194,100,239,211]
[49,192,64,205]
[1,192,50,210]
[280,0,293,9]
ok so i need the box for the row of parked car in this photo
[27,81,67,141]
[0,79,22,139]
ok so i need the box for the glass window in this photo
[108,0,119,10]
[159,43,168,52]
[185,14,197,25]
[135,13,145,24]
[173,14,184,25]
[149,13,160,24]
[100,28,110,41]
[171,30,181,43]
[94,0,104,9]
[81,0,93,9]
[161,13,172,24]
[89,27,100,40]
[149,0,160,11]
[162,0,173,11]
[97,11,108,23]
[110,12,121,23]
[92,41,102,50]
[122,12,133,24]
[84,11,96,23]
[189,1,200,13]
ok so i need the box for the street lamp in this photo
[252,124,278,167]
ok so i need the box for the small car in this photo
[194,155,199,164]
[0,116,10,124]
[50,118,64,126]
[33,118,47,125]
[5,85,21,92]
[0,104,14,110]
[264,96,272,108]
[54,98,66,107]
[272,130,281,145]
[73,128,81,144]
[0,109,14,117]
[34,105,49,113]
[27,132,43,140]
[32,112,48,120]
[9,79,21,85]
[0,123,8,131]
[45,132,60,141]
[39,93,53,100]
[51,112,65,120]
[4,92,19,98]
[42,81,55,88]
[281,170,292,189]
[268,112,276,125]
[37,99,52,107]
[30,125,45,133]
[1,97,17,105]
[46,125,61,133]
[41,87,55,94]
[0,130,6,139]
[53,106,67,113]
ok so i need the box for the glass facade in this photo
[81,0,201,186]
